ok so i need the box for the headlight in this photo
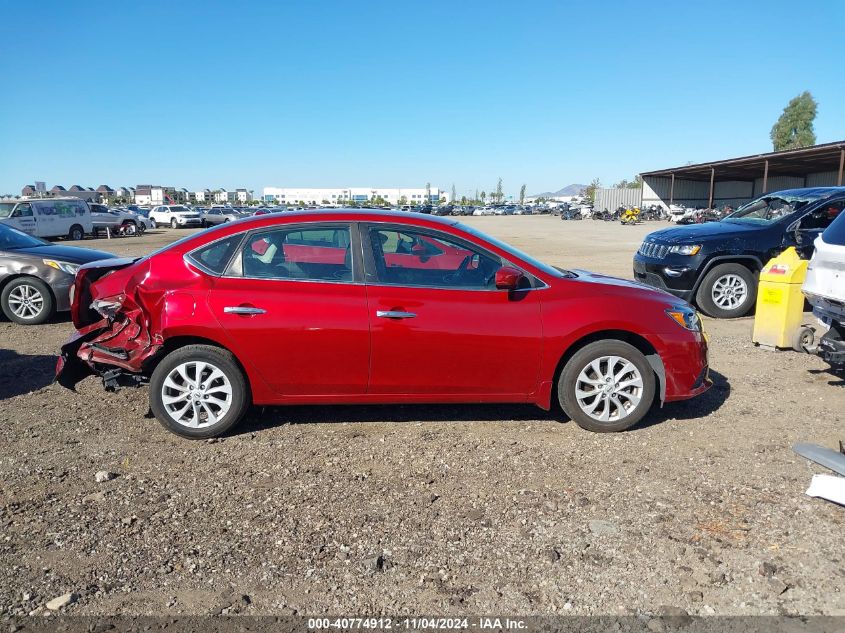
[666,306,702,331]
[668,244,701,256]
[43,259,81,275]
[91,295,125,319]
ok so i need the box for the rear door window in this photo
[241,225,352,281]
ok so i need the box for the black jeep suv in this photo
[633,187,845,318]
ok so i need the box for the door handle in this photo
[376,310,417,319]
[224,306,266,315]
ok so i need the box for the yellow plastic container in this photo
[752,247,808,349]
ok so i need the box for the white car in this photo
[803,210,845,367]
[148,205,202,229]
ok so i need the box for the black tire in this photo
[170,218,178,229]
[1,277,55,325]
[149,218,157,229]
[136,222,146,235]
[67,224,84,241]
[695,263,757,319]
[201,219,208,228]
[149,344,249,439]
[558,340,656,433]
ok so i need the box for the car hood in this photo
[570,269,679,302]
[647,221,763,243]
[8,244,117,264]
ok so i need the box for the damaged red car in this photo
[57,210,711,439]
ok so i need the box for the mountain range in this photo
[530,184,586,197]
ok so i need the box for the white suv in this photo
[148,205,202,229]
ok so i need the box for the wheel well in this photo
[145,336,250,386]
[551,329,659,407]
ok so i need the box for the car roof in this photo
[230,208,460,228]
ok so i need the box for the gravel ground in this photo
[0,216,843,618]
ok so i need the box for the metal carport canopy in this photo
[640,141,845,207]
[641,140,845,182]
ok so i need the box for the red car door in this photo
[364,225,543,397]
[207,224,369,396]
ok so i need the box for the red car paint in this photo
[58,210,709,412]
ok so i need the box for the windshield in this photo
[170,205,190,213]
[457,222,572,278]
[724,194,816,226]
[0,203,15,219]
[0,223,49,249]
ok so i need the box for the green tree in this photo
[494,178,503,204]
[480,191,487,203]
[583,178,601,203]
[519,184,526,205]
[771,91,817,151]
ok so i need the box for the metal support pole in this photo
[838,149,844,186]
[708,168,715,208]
[762,160,769,194]
[669,173,675,206]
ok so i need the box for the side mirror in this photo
[495,266,525,290]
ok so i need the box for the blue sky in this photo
[1,0,843,198]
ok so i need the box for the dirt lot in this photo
[1,215,843,618]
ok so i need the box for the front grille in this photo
[638,240,669,259]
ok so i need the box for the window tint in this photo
[241,226,352,282]
[821,205,845,246]
[368,227,501,289]
[13,204,33,217]
[187,234,242,274]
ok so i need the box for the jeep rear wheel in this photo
[696,263,756,318]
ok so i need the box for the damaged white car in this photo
[802,205,845,367]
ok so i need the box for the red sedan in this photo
[57,210,710,439]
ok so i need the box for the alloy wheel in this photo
[574,355,643,422]
[7,284,45,320]
[161,361,233,429]
[711,273,748,310]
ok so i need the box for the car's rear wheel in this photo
[170,218,178,229]
[558,340,655,433]
[1,277,55,325]
[67,224,84,241]
[696,263,756,318]
[149,345,249,439]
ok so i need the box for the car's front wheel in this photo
[1,277,55,325]
[170,218,178,229]
[558,340,656,432]
[149,345,249,439]
[695,263,756,318]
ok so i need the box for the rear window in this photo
[186,234,242,274]
[822,211,845,246]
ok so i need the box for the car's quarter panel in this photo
[206,276,370,396]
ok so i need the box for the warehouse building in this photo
[640,140,845,209]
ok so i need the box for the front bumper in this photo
[658,328,712,402]
[177,218,202,226]
[633,255,697,302]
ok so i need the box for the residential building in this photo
[262,186,447,206]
